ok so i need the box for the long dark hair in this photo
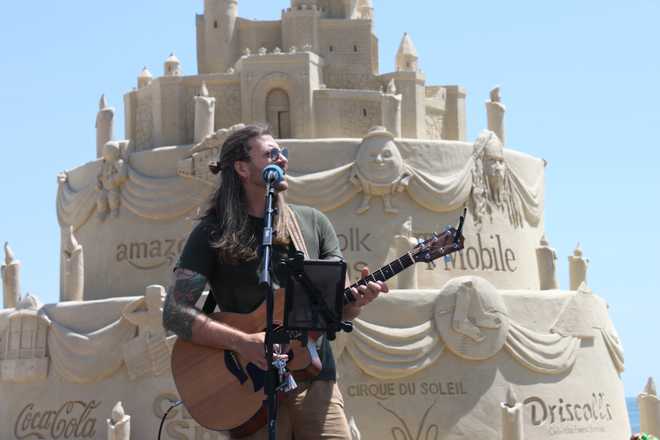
[203,124,290,263]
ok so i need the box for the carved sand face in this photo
[356,138,404,184]
[486,158,506,194]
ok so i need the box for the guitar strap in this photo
[201,204,309,315]
[284,205,310,260]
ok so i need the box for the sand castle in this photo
[0,1,638,439]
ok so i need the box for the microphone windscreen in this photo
[262,164,285,184]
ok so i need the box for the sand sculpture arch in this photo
[251,72,301,137]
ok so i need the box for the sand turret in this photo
[396,32,418,72]
[164,52,182,76]
[137,66,153,89]
[200,0,238,74]
[95,94,115,158]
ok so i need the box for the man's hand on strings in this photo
[344,267,389,320]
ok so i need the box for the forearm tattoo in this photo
[162,268,208,340]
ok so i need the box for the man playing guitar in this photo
[163,124,392,439]
[164,123,465,439]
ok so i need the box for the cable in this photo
[157,399,183,440]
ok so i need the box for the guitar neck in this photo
[343,252,416,304]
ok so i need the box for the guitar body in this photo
[170,289,320,434]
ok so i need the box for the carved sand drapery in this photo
[56,162,213,230]
[551,283,624,373]
[285,130,542,227]
[347,319,445,380]
[1,279,622,386]
[0,289,178,384]
[340,277,616,381]
[68,127,544,230]
[44,313,137,384]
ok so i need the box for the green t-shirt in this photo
[177,204,343,381]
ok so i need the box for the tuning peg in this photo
[426,261,436,270]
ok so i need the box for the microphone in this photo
[262,164,285,184]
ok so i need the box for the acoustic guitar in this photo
[170,224,465,437]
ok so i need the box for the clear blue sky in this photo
[0,0,658,396]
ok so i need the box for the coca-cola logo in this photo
[14,401,100,439]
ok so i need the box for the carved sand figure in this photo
[351,127,413,214]
[96,141,128,221]
[470,131,527,228]
[61,226,84,302]
[106,401,130,440]
[121,285,170,379]
[1,242,20,309]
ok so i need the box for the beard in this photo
[487,172,505,204]
[275,179,288,192]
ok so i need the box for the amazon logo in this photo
[115,238,186,270]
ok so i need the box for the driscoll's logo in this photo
[116,238,186,270]
[524,393,613,426]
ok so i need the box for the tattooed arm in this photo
[163,267,271,369]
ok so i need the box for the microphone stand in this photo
[258,177,280,440]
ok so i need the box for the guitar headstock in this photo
[411,229,464,264]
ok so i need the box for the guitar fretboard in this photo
[343,252,416,304]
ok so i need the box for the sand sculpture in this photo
[536,235,559,290]
[95,95,115,159]
[501,387,524,440]
[0,1,631,439]
[639,378,660,437]
[106,401,131,440]
[61,226,84,302]
[1,242,20,309]
[486,86,506,144]
[569,243,589,290]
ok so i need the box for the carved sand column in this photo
[639,377,660,437]
[535,235,559,290]
[568,243,588,290]
[107,401,131,440]
[61,226,84,302]
[1,242,21,309]
[194,82,216,143]
[501,386,524,440]
[96,94,115,158]
[486,86,506,144]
